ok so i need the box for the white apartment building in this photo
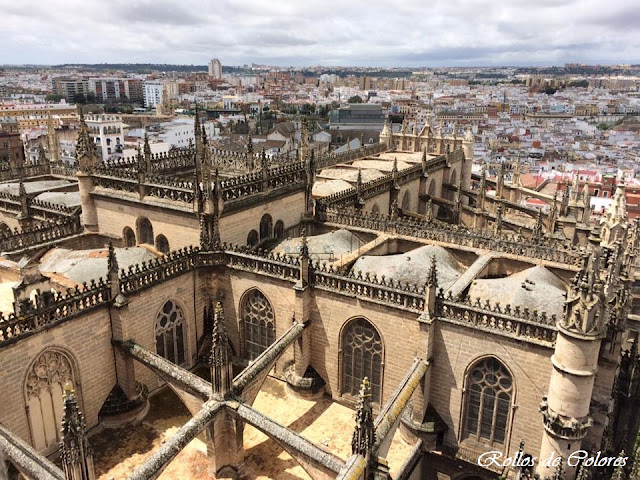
[143,81,163,108]
[148,117,220,149]
[85,114,127,161]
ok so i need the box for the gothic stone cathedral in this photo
[0,114,638,480]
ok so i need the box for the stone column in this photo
[77,172,98,231]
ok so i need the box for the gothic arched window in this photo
[137,217,154,245]
[464,357,513,445]
[242,289,275,360]
[155,300,186,365]
[341,318,383,403]
[371,203,380,216]
[25,349,76,452]
[0,222,11,237]
[259,214,273,240]
[123,226,136,247]
[247,230,259,246]
[155,234,169,254]
[401,191,410,210]
[274,220,285,239]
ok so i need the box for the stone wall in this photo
[0,307,115,443]
[430,320,552,463]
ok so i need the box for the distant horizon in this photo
[2,62,637,70]
[3,0,640,66]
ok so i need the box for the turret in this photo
[76,110,99,231]
[538,252,606,478]
[380,118,392,148]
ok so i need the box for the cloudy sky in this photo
[2,0,639,67]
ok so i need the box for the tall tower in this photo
[208,59,222,79]
[538,252,606,479]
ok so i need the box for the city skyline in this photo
[2,0,640,67]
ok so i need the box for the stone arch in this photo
[339,317,384,403]
[136,217,154,245]
[259,213,273,240]
[0,222,11,237]
[123,226,136,247]
[274,220,285,239]
[24,347,81,453]
[240,288,275,361]
[155,300,187,366]
[401,190,410,210]
[371,203,380,215]
[449,168,458,186]
[155,234,169,254]
[462,355,515,446]
[247,229,259,246]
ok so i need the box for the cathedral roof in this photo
[468,265,566,318]
[38,246,159,287]
[272,229,364,260]
[350,245,464,290]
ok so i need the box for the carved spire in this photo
[548,191,558,235]
[494,203,503,235]
[76,109,98,172]
[60,384,96,480]
[531,208,544,242]
[561,182,570,216]
[427,254,438,288]
[425,198,433,222]
[143,133,152,172]
[247,133,253,155]
[392,156,398,187]
[47,111,60,164]
[300,226,309,259]
[561,250,606,337]
[37,143,47,165]
[575,460,590,480]
[570,172,580,203]
[107,242,118,274]
[136,144,145,174]
[210,302,233,399]
[351,377,375,458]
[552,457,564,480]
[496,163,505,199]
[194,103,202,153]
[600,182,628,247]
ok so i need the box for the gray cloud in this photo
[0,0,638,66]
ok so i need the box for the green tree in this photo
[348,95,363,104]
[45,94,64,102]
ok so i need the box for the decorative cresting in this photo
[242,289,276,361]
[210,302,233,399]
[342,318,383,403]
[463,357,513,445]
[352,377,376,459]
[155,300,186,365]
[560,251,606,338]
[60,384,95,480]
[25,349,75,451]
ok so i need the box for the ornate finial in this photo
[247,133,253,155]
[60,382,95,480]
[425,198,433,222]
[143,133,151,157]
[494,203,503,234]
[107,242,118,274]
[532,209,544,241]
[427,255,438,288]
[18,177,26,197]
[351,377,375,457]
[575,459,590,480]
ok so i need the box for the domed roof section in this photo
[350,244,464,290]
[273,229,364,261]
[468,265,566,318]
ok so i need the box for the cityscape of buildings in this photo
[1,7,640,480]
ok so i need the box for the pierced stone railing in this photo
[439,292,557,345]
[0,279,111,346]
[119,247,198,294]
[311,266,426,313]
[317,207,584,266]
[0,216,82,253]
[225,245,300,281]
